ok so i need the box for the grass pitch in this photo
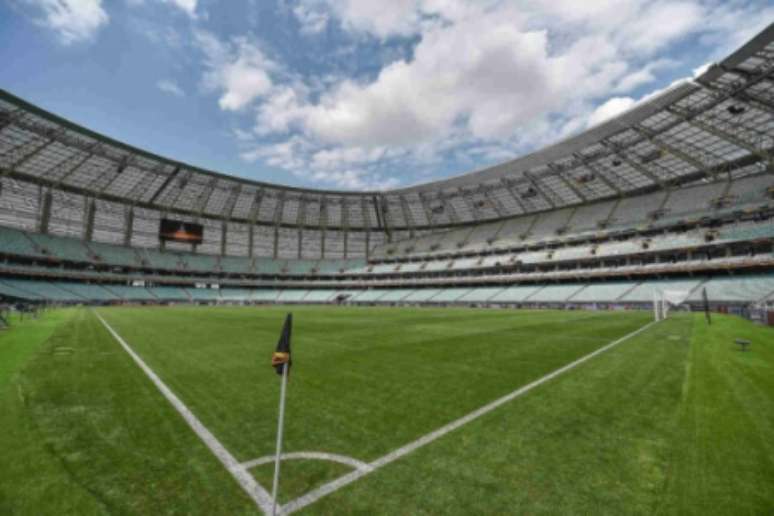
[1,305,772,514]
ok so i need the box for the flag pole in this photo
[271,361,289,516]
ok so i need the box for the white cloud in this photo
[310,168,400,190]
[195,30,275,111]
[300,0,423,38]
[692,62,712,78]
[292,4,329,34]
[255,86,306,135]
[256,4,634,148]
[240,137,399,190]
[614,59,676,93]
[157,79,185,96]
[127,0,197,17]
[203,0,770,188]
[24,0,109,44]
[586,97,637,127]
[162,0,197,17]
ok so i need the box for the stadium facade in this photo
[0,24,773,314]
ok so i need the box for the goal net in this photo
[653,289,691,321]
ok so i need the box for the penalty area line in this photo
[282,319,660,514]
[92,310,274,514]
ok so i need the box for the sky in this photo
[1,1,772,191]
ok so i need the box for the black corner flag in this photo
[271,313,292,375]
[702,288,712,326]
[270,313,293,514]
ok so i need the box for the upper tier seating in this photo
[220,288,253,301]
[55,282,121,301]
[569,282,638,302]
[490,285,544,303]
[529,208,575,242]
[529,284,587,302]
[219,256,253,274]
[283,260,317,275]
[276,289,310,302]
[495,215,537,247]
[137,248,184,270]
[457,287,506,303]
[569,200,617,232]
[304,290,337,302]
[88,241,142,268]
[618,279,702,302]
[718,221,774,241]
[431,288,473,302]
[371,173,773,260]
[252,290,280,301]
[0,279,45,300]
[460,223,500,251]
[608,191,668,229]
[2,279,84,301]
[402,288,443,302]
[689,274,774,302]
[351,289,386,302]
[148,286,190,301]
[728,173,774,205]
[3,274,774,305]
[0,226,46,258]
[26,233,94,263]
[0,173,771,285]
[660,181,729,220]
[373,289,410,302]
[316,259,366,274]
[104,285,157,301]
[255,258,283,275]
[186,288,220,301]
[184,254,220,273]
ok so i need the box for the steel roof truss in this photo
[523,171,556,208]
[668,105,771,166]
[248,188,264,224]
[222,184,242,220]
[632,124,715,180]
[398,194,416,235]
[599,139,665,188]
[572,153,623,195]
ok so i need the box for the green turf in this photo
[251,459,353,505]
[1,305,772,514]
[0,309,256,515]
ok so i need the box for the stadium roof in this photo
[0,23,772,232]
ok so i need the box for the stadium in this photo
[1,14,773,516]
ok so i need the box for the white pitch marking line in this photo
[281,319,659,515]
[241,451,374,473]
[93,311,274,515]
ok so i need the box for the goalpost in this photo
[653,289,691,321]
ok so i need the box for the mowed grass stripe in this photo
[93,311,273,513]
[298,311,670,515]
[3,309,259,515]
[95,306,650,463]
[3,308,772,514]
[303,314,774,515]
[660,314,774,515]
[283,318,659,513]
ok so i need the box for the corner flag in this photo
[270,313,293,515]
[702,288,712,325]
[271,313,292,375]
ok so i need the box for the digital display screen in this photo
[159,219,203,244]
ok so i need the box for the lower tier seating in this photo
[1,274,773,305]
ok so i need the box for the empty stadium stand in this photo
[0,25,773,313]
